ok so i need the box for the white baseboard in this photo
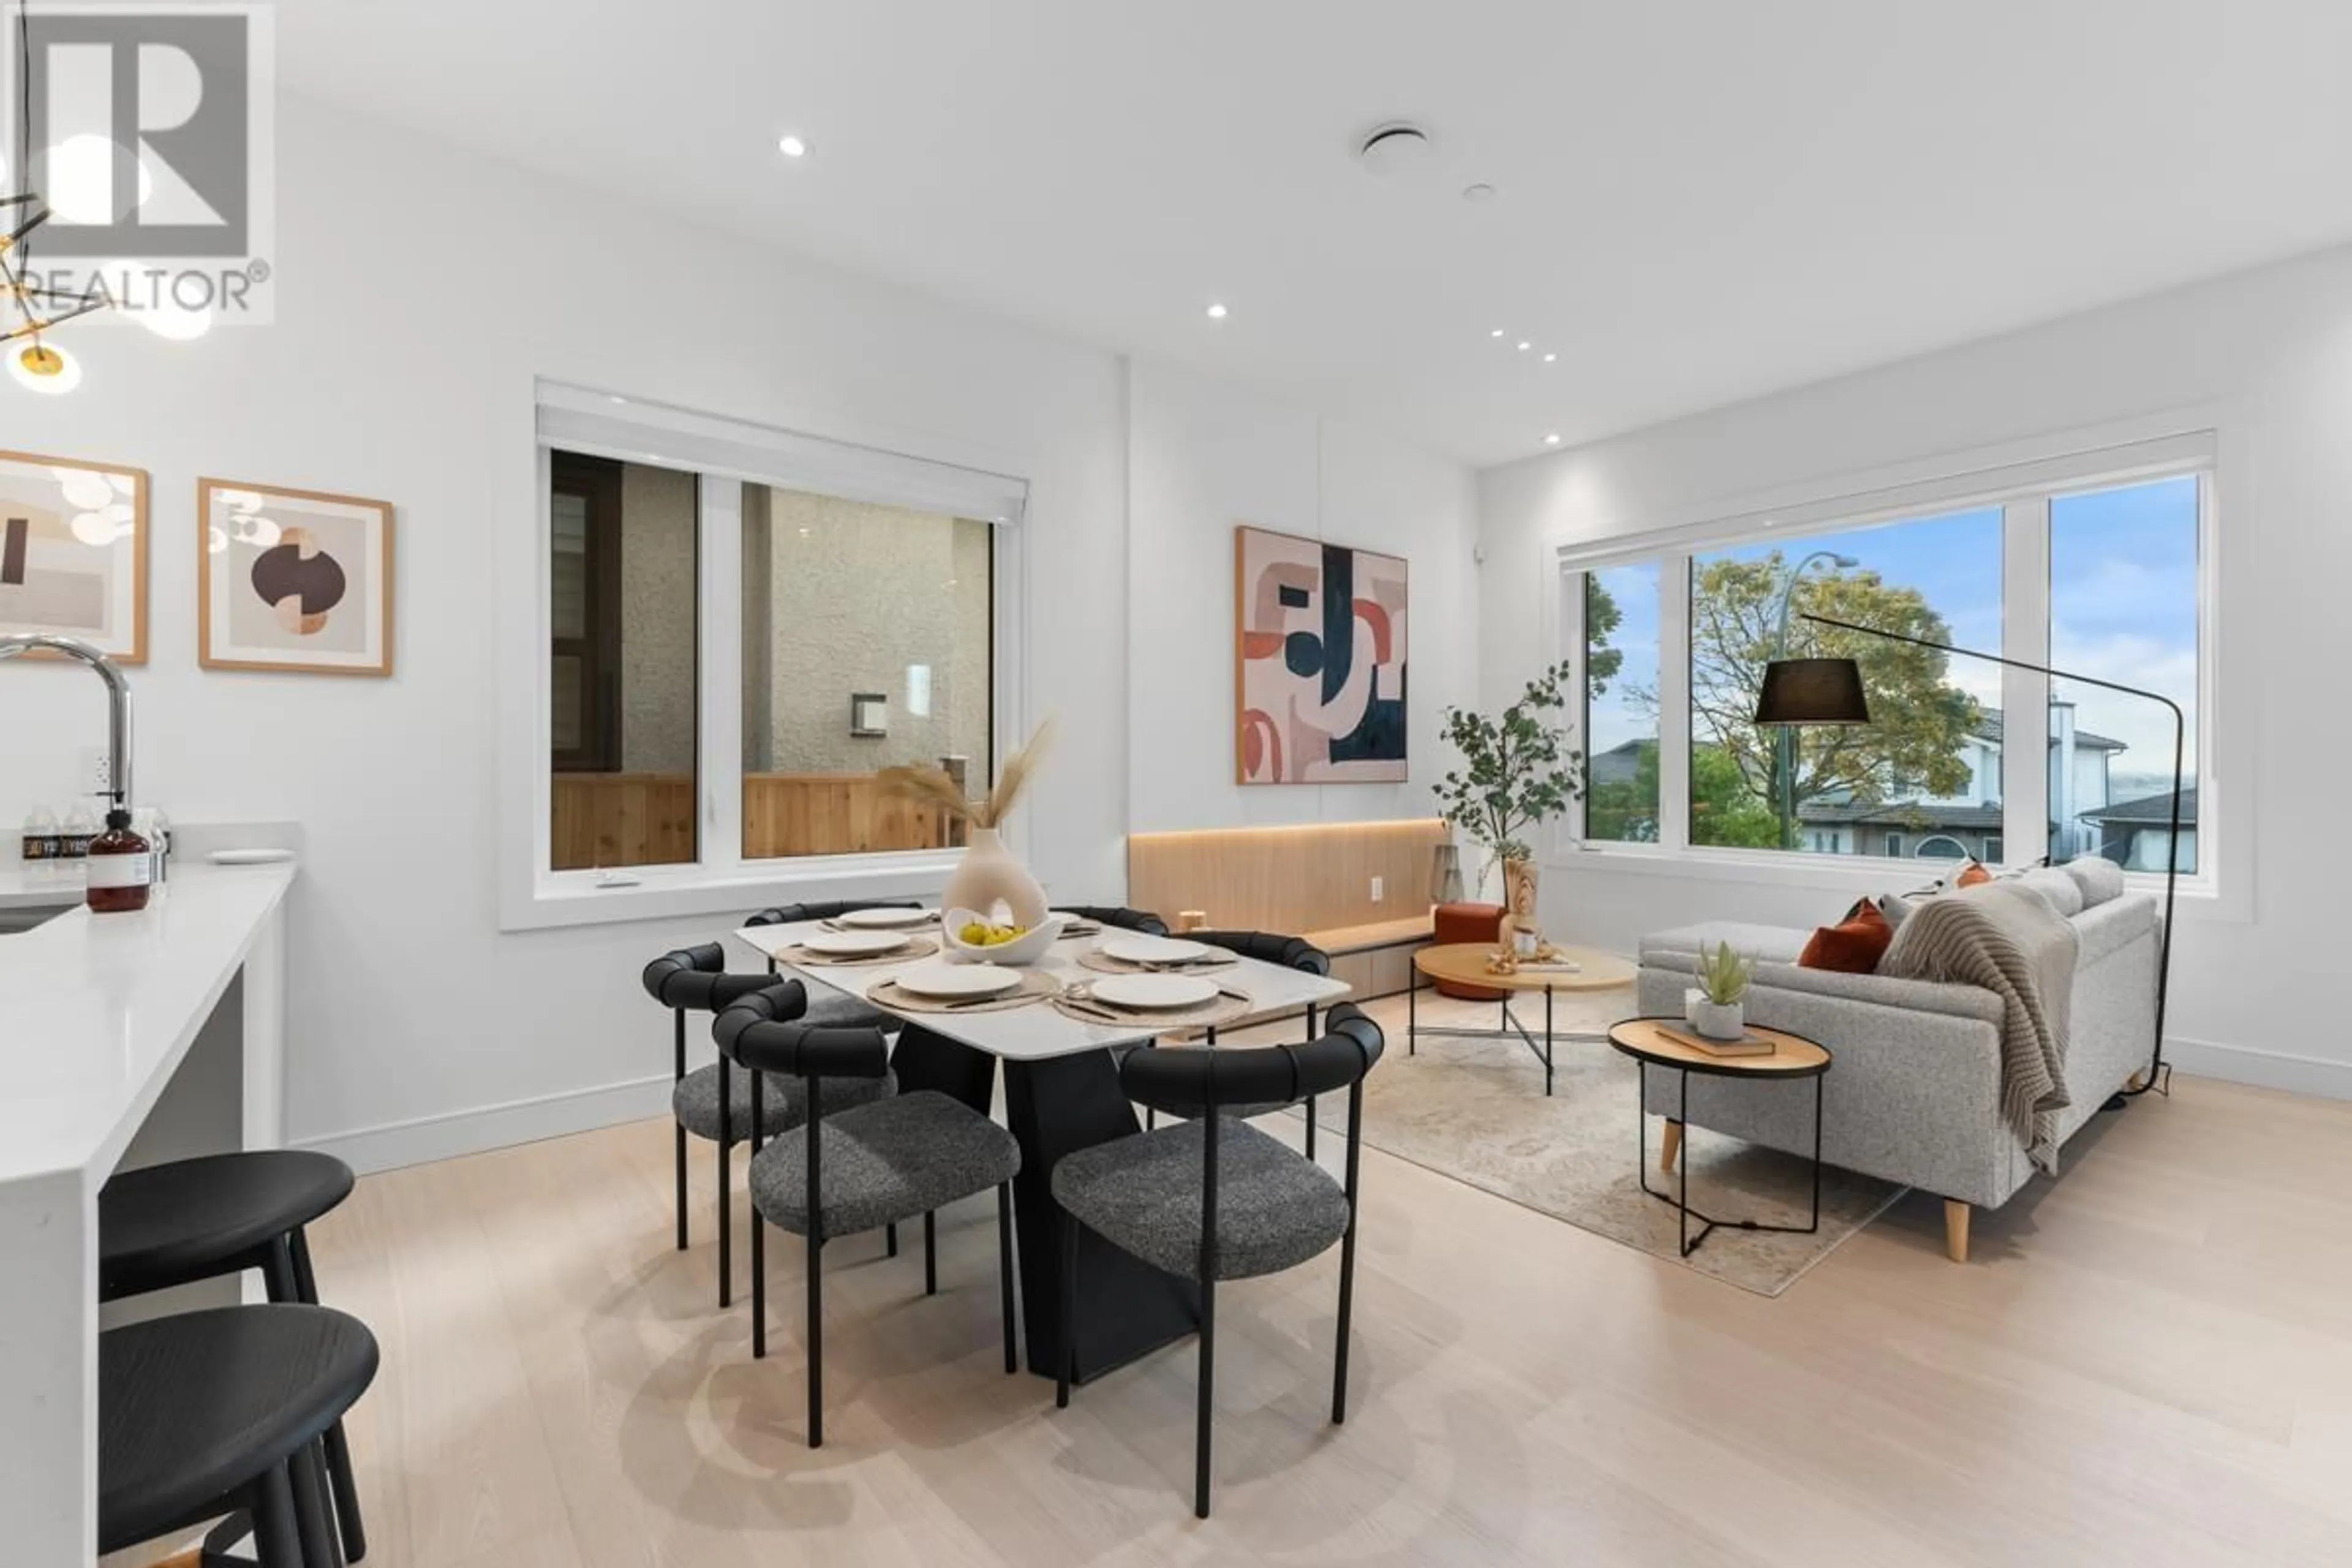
[2165,1035,2352,1101]
[294,1072,673,1175]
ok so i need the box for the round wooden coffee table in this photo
[1408,943,1637,1096]
[1607,1017,1831,1258]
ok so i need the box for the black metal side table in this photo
[1607,1017,1831,1259]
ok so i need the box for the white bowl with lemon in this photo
[941,908,1068,967]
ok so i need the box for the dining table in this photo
[731,916,1354,1383]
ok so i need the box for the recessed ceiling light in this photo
[1517,341,1531,353]
[1544,433,1562,446]
[1206,303,1229,319]
[1542,352,1557,363]
[1463,183,1497,202]
[1490,328,1505,338]
[777,134,809,158]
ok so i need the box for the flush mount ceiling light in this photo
[777,134,809,158]
[4,2,117,393]
[1205,302,1228,320]
[1356,121,1433,177]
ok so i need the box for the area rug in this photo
[1259,990,1906,1297]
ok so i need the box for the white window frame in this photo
[497,381,1032,931]
[1545,413,2234,914]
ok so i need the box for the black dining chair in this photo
[715,983,1023,1449]
[99,1150,369,1563]
[746,899,925,982]
[101,1304,379,1567]
[1052,904,1171,936]
[1051,1003,1384,1518]
[644,941,899,1309]
[1156,930,1333,1159]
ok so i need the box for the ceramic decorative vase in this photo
[1692,999,1747,1041]
[1501,856,1539,933]
[941,826,1049,929]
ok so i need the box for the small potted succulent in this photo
[1692,941,1755,1041]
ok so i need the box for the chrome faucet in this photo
[0,633,132,813]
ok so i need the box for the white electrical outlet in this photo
[80,747,111,795]
[1370,875,1384,902]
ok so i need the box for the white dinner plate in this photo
[1099,934,1213,967]
[800,929,914,957]
[893,962,1022,1000]
[1091,973,1219,1011]
[837,906,935,930]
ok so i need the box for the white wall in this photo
[1,99,1478,1166]
[1,96,1127,1164]
[1481,243,2352,1098]
[1125,358,1478,833]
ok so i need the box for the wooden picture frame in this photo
[0,448,149,663]
[198,478,396,676]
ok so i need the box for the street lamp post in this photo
[1768,551,1860,848]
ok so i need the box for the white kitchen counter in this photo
[0,861,294,1561]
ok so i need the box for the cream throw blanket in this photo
[1879,881,2080,1173]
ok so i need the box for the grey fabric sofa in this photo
[1634,863,2160,1262]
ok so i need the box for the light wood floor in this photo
[306,992,2352,1567]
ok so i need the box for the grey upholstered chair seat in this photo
[1052,1117,1350,1281]
[671,1063,894,1145]
[798,986,898,1034]
[748,1091,1021,1238]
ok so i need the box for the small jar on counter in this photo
[86,809,154,913]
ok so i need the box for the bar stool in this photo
[645,940,900,1308]
[100,1150,369,1562]
[102,1303,379,1566]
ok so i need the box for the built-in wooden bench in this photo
[1128,819,1447,1001]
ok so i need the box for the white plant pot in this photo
[1692,999,1746,1041]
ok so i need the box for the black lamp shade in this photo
[1756,657,1870,726]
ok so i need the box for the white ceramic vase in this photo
[940,826,1049,929]
[1692,999,1746,1041]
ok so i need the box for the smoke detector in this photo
[1357,122,1434,176]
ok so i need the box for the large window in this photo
[1564,443,2210,881]
[516,384,1027,922]
[1688,508,2002,861]
[1583,563,1661,842]
[2050,475,2199,874]
[741,486,994,859]
[547,453,699,871]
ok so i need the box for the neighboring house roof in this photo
[2080,786,2199,827]
[1797,800,2005,830]
[1975,707,2125,752]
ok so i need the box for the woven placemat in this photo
[782,935,941,967]
[1051,981,1256,1031]
[869,970,1063,1014]
[1076,949,1240,976]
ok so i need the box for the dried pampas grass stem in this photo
[879,719,1054,829]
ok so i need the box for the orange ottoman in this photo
[1431,902,1507,1000]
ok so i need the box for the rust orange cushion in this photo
[1954,860,1994,888]
[1432,902,1507,999]
[1798,897,1893,974]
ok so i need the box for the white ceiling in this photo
[285,1,2352,466]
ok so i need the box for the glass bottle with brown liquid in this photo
[86,808,154,913]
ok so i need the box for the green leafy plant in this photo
[1433,660,1586,875]
[1697,941,1755,1006]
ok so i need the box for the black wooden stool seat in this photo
[100,1305,379,1559]
[100,1150,355,1301]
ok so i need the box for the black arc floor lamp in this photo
[1757,611,2180,1098]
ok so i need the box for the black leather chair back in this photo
[1054,905,1170,936]
[643,942,774,1012]
[746,899,921,929]
[1120,1004,1381,1115]
[714,982,891,1081]
[1186,930,1330,974]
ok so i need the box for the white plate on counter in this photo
[1090,973,1219,1011]
[893,962,1021,1000]
[837,906,935,929]
[1099,934,1213,967]
[801,929,914,957]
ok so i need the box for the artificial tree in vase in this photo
[1433,661,1586,950]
